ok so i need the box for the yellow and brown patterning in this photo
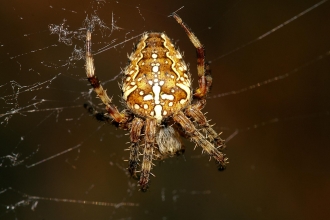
[122,33,192,123]
[85,13,228,192]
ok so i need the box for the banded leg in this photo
[139,118,157,192]
[83,102,112,123]
[128,117,144,179]
[173,111,228,169]
[85,30,127,123]
[185,103,225,149]
[205,61,213,93]
[172,13,212,98]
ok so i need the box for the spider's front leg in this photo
[185,100,225,149]
[138,118,157,192]
[128,117,144,179]
[172,13,212,99]
[85,30,129,124]
[173,111,228,170]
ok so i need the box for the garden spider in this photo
[85,13,228,192]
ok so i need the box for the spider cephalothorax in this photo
[85,13,228,192]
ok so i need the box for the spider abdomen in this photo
[122,33,192,123]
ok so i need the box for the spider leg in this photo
[173,111,228,169]
[185,101,225,149]
[172,13,212,99]
[83,102,113,123]
[128,117,144,179]
[85,30,128,124]
[139,118,157,192]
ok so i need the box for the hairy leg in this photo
[185,102,225,149]
[139,118,157,192]
[85,30,129,124]
[128,117,144,179]
[173,111,228,169]
[172,13,212,99]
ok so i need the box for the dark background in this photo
[1,0,330,219]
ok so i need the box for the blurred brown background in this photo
[1,0,330,219]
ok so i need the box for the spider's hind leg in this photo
[172,13,213,99]
[85,30,129,124]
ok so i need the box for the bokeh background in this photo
[1,0,330,219]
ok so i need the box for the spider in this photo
[85,13,228,192]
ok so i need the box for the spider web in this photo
[1,0,330,219]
